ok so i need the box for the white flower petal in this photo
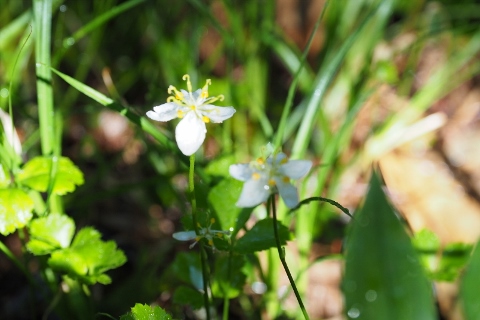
[147,102,180,122]
[229,164,253,181]
[275,178,299,208]
[199,105,236,123]
[175,112,206,156]
[236,176,270,207]
[279,160,312,179]
[173,230,197,241]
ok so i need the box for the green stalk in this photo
[33,0,54,156]
[270,195,309,320]
[0,241,35,287]
[273,0,329,149]
[189,154,211,320]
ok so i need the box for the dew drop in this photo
[251,281,267,294]
[347,307,361,318]
[0,88,9,98]
[63,37,75,48]
[263,185,270,190]
[59,4,67,12]
[365,289,377,302]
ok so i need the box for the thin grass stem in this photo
[270,195,309,320]
[189,154,211,320]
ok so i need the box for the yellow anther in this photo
[210,218,215,224]
[182,74,193,93]
[280,158,288,164]
[256,157,265,165]
[168,85,184,101]
[208,239,213,246]
[177,110,184,118]
[201,79,212,98]
[190,105,196,110]
[202,116,210,123]
[268,179,276,186]
[282,176,290,183]
[195,236,201,241]
[252,172,261,180]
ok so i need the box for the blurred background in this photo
[1,0,480,319]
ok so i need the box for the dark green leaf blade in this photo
[208,177,250,231]
[0,188,34,235]
[459,240,480,319]
[173,286,204,310]
[211,254,246,298]
[343,171,436,320]
[234,218,290,254]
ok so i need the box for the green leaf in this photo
[27,213,75,255]
[120,303,172,320]
[208,177,251,231]
[460,241,480,319]
[48,227,126,285]
[343,171,436,319]
[17,156,84,195]
[435,243,472,282]
[0,188,34,235]
[172,286,204,310]
[412,229,441,252]
[234,218,291,254]
[211,254,246,298]
[169,251,203,290]
[204,154,236,178]
[0,164,10,188]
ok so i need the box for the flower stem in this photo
[270,195,310,320]
[189,154,211,320]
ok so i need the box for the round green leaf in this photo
[27,213,75,255]
[17,156,84,195]
[0,188,34,235]
[120,303,172,320]
[48,227,127,285]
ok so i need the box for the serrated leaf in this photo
[208,178,252,231]
[343,171,436,319]
[27,213,75,255]
[48,227,126,285]
[0,188,34,235]
[234,218,291,254]
[173,286,204,310]
[17,156,84,195]
[460,240,480,319]
[120,303,172,320]
[211,254,246,298]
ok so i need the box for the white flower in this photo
[229,151,312,208]
[147,74,236,156]
[172,218,230,249]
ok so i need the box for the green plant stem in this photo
[270,195,309,320]
[189,154,211,320]
[0,241,35,287]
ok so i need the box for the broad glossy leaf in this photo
[172,286,204,310]
[460,240,480,319]
[120,303,172,320]
[27,213,75,255]
[17,156,84,195]
[208,178,250,231]
[211,254,246,298]
[344,171,436,319]
[234,218,291,254]
[0,188,34,235]
[48,227,126,285]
